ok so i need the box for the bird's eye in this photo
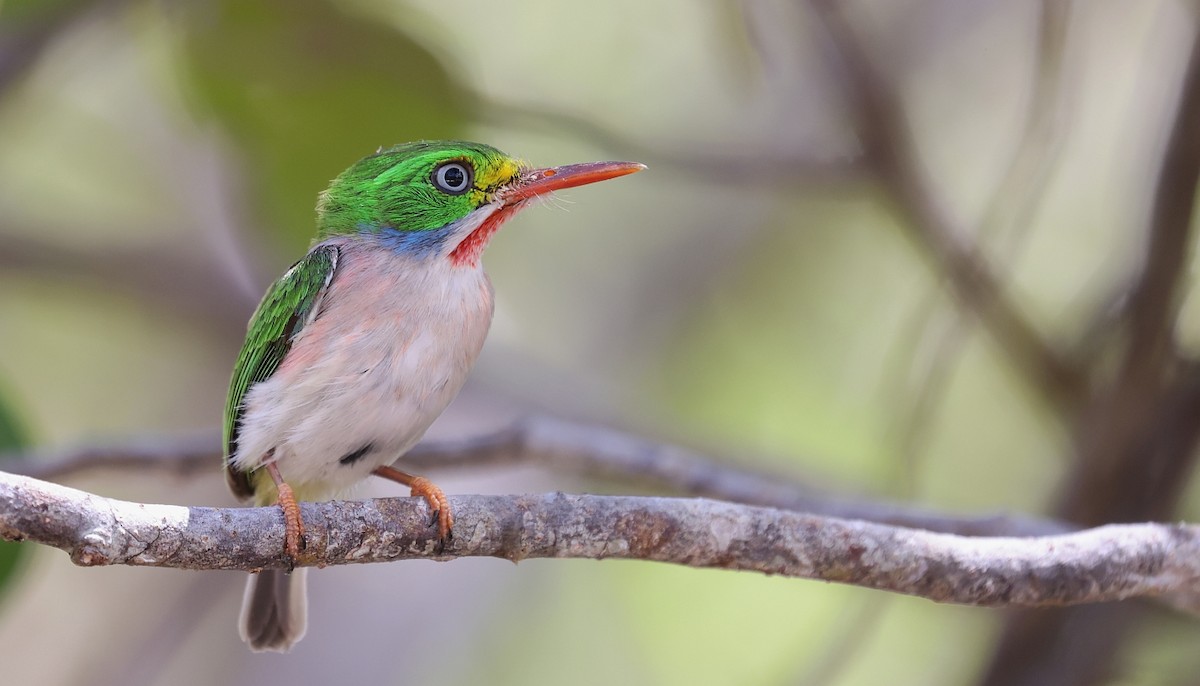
[431,161,473,195]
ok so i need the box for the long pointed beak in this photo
[503,160,646,204]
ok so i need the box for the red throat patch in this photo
[448,204,521,268]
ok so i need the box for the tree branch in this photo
[808,0,1088,412]
[982,26,1200,683]
[0,232,256,340]
[1,471,1197,614]
[1120,18,1200,372]
[3,416,1073,538]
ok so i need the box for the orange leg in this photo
[266,462,306,560]
[373,465,453,541]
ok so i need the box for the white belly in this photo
[231,242,494,500]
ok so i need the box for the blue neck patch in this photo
[363,223,456,258]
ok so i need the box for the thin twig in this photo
[978,0,1075,261]
[883,0,1077,499]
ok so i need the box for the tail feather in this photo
[239,568,308,652]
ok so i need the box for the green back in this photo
[223,245,339,498]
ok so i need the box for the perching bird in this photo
[222,140,644,652]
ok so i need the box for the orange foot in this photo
[373,465,454,542]
[266,462,306,561]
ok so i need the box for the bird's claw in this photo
[276,481,307,565]
[408,476,453,546]
[371,466,454,550]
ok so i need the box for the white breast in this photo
[231,240,495,500]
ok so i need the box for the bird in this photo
[222,140,644,652]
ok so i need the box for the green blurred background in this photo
[2,1,1200,684]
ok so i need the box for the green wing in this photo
[223,244,339,499]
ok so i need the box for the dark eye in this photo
[431,161,473,195]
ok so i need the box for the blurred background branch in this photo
[982,13,1200,683]
[810,0,1087,413]
[2,415,1075,537]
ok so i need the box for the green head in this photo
[316,141,521,237]
[314,140,645,265]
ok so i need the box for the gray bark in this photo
[2,470,1197,614]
